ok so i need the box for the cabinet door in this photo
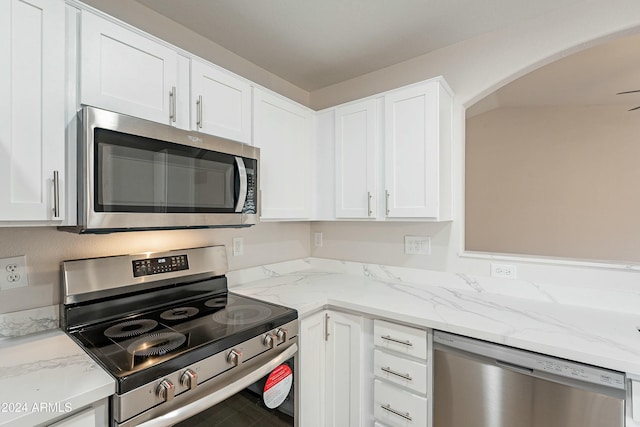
[384,81,442,218]
[299,311,327,427]
[335,99,378,218]
[80,11,178,126]
[253,88,312,219]
[325,311,364,427]
[0,0,65,221]
[191,60,251,143]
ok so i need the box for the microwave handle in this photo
[235,157,248,213]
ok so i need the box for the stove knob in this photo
[157,379,175,402]
[276,328,288,343]
[227,349,242,366]
[263,333,276,349]
[180,369,197,391]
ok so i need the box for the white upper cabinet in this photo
[326,77,453,222]
[80,10,252,142]
[253,88,312,220]
[334,99,378,219]
[191,60,252,143]
[311,109,336,220]
[0,0,65,222]
[80,11,180,126]
[384,79,453,220]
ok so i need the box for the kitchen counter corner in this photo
[0,329,115,427]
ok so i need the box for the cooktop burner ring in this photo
[104,319,158,339]
[160,306,199,320]
[204,296,227,308]
[211,304,273,325]
[126,332,187,357]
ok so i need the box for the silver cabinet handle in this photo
[367,191,372,216]
[52,170,60,219]
[381,366,413,381]
[196,95,203,128]
[169,86,176,123]
[381,404,412,421]
[381,335,413,347]
[324,313,330,342]
[385,189,390,216]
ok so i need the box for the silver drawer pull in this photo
[381,335,413,347]
[381,366,413,381]
[381,404,412,421]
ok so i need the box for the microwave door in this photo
[166,155,235,211]
[98,144,169,212]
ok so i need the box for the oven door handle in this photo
[136,343,298,427]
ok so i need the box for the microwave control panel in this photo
[132,254,189,277]
[243,166,257,214]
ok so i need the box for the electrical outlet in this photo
[404,236,431,255]
[314,232,323,247]
[232,237,244,256]
[0,256,29,290]
[491,263,517,279]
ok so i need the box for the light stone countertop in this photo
[0,329,115,427]
[2,257,640,426]
[228,259,640,376]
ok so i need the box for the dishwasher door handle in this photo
[495,360,534,375]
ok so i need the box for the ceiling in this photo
[468,31,640,116]
[134,0,586,92]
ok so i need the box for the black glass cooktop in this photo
[69,287,297,393]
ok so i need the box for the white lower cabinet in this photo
[373,319,432,427]
[300,310,371,427]
[299,311,327,427]
[374,380,427,427]
[374,349,427,394]
[47,399,108,427]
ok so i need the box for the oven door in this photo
[130,344,298,427]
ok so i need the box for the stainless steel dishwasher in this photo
[433,330,625,427]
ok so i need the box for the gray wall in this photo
[466,105,640,263]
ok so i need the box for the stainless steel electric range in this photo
[61,246,298,427]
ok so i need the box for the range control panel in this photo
[132,255,189,277]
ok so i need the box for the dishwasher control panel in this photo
[434,330,625,390]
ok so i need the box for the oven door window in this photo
[94,128,238,213]
[174,359,295,427]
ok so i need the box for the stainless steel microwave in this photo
[63,106,259,233]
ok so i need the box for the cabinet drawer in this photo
[374,349,427,394]
[374,379,427,427]
[374,320,427,359]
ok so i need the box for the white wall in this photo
[0,223,310,314]
[310,0,640,293]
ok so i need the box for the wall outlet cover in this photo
[0,255,29,290]
[232,237,244,256]
[491,263,517,279]
[404,236,431,255]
